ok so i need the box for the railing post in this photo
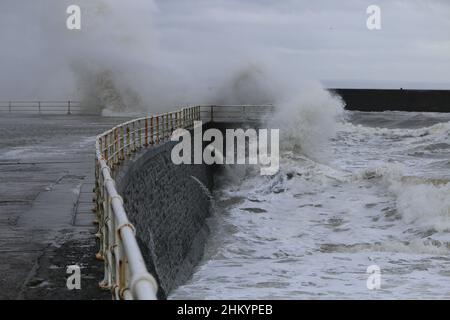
[67,101,71,115]
[126,126,131,158]
[163,114,166,141]
[114,128,119,166]
[167,114,170,140]
[210,106,214,122]
[138,120,142,149]
[105,134,108,168]
[165,114,169,140]
[132,122,136,152]
[160,115,164,142]
[107,201,115,293]
[165,114,168,140]
[118,241,127,299]
[99,137,103,161]
[174,112,178,129]
[150,116,154,145]
[144,118,149,147]
[100,137,104,159]
[107,132,114,170]
[187,108,190,127]
[156,116,159,144]
[136,120,140,149]
[120,127,125,161]
[160,115,163,142]
[182,109,185,128]
[38,102,41,114]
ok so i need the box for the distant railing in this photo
[0,101,82,114]
[199,105,275,123]
[94,105,273,300]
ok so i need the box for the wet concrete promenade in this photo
[0,114,130,299]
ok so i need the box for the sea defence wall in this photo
[111,121,268,298]
[114,124,215,299]
[94,105,273,300]
[330,89,450,112]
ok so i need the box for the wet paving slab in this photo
[0,114,131,299]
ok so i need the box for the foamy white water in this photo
[170,110,450,300]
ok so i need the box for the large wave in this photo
[349,119,450,234]
[357,163,450,234]
[269,82,346,161]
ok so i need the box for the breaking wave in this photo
[268,82,346,160]
[172,109,450,299]
[357,163,450,233]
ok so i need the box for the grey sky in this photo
[154,0,450,88]
[0,0,449,103]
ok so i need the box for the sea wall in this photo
[114,126,214,299]
[113,120,270,299]
[330,89,450,112]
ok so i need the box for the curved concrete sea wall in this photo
[94,105,273,299]
[114,128,214,299]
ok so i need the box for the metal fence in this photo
[0,101,82,114]
[199,105,275,123]
[94,105,273,300]
[0,102,275,118]
[95,106,201,300]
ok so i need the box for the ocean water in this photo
[170,110,450,300]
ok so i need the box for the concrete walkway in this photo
[0,114,130,299]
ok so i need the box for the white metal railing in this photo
[199,105,275,123]
[94,105,273,300]
[0,101,83,114]
[95,106,202,299]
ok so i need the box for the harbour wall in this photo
[330,89,450,112]
[113,120,273,299]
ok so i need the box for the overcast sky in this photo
[153,0,450,88]
[1,0,449,103]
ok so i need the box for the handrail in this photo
[0,100,82,114]
[0,100,81,103]
[94,106,201,300]
[94,105,273,300]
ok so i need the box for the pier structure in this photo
[0,105,272,300]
